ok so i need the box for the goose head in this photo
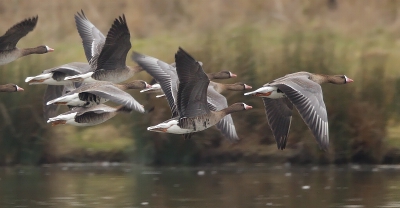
[0,84,24,92]
[223,102,252,114]
[123,80,152,90]
[208,70,237,79]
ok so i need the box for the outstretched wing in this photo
[83,84,145,113]
[0,16,38,50]
[131,52,179,117]
[74,10,106,63]
[273,77,329,150]
[207,86,240,142]
[95,15,130,71]
[262,98,293,149]
[175,47,210,118]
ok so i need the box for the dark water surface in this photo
[0,164,400,208]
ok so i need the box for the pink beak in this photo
[47,47,54,52]
[243,103,252,110]
[230,72,237,78]
[244,84,252,90]
[346,77,354,83]
[146,83,152,88]
[16,86,24,91]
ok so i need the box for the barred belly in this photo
[179,116,214,132]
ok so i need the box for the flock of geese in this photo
[0,11,354,151]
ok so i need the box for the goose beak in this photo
[244,84,252,90]
[346,77,354,83]
[146,83,152,88]
[243,103,253,110]
[16,85,24,91]
[46,46,54,52]
[230,72,237,78]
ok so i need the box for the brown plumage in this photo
[0,83,24,92]
[0,16,53,65]
[209,81,252,93]
[206,70,237,79]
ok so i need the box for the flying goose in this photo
[25,9,110,85]
[25,62,91,85]
[132,51,251,141]
[146,47,252,140]
[64,14,142,84]
[0,16,53,65]
[209,81,252,93]
[47,104,132,126]
[0,83,24,92]
[244,71,354,150]
[46,80,150,113]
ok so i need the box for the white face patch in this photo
[45,46,54,52]
[15,85,24,91]
[243,103,252,110]
[344,75,353,83]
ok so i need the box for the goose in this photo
[207,71,237,79]
[47,104,132,126]
[25,62,91,119]
[132,51,251,141]
[0,83,24,92]
[146,47,252,140]
[244,71,354,150]
[0,16,53,65]
[209,81,252,93]
[43,82,83,120]
[46,80,150,113]
[64,14,142,84]
[25,10,107,86]
[25,62,91,85]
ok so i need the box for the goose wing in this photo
[43,62,91,75]
[207,86,240,141]
[83,84,144,113]
[74,10,106,63]
[0,16,38,50]
[272,77,329,150]
[262,98,293,149]
[96,15,130,71]
[175,47,210,118]
[131,52,179,117]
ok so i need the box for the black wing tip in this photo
[175,47,197,64]
[107,14,130,38]
[21,15,39,27]
[75,9,87,20]
[114,14,127,27]
[276,136,287,150]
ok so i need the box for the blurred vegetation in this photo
[1,0,400,165]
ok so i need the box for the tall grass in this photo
[0,0,400,164]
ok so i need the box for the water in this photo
[0,164,400,208]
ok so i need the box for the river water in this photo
[0,164,399,208]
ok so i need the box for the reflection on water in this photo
[0,164,400,207]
